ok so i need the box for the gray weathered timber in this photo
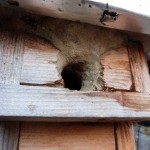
[0,122,20,150]
[0,31,24,150]
[0,85,150,121]
[1,0,150,35]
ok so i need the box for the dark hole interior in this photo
[89,5,92,8]
[148,60,150,74]
[8,0,19,6]
[61,62,86,90]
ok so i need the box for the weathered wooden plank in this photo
[0,122,20,150]
[0,85,150,121]
[19,122,115,150]
[0,31,24,150]
[123,92,150,111]
[128,43,150,150]
[115,44,149,150]
[100,48,132,90]
[115,123,136,150]
[20,35,61,85]
[0,32,24,84]
[128,43,150,93]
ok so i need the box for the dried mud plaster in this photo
[0,7,129,91]
[33,18,128,91]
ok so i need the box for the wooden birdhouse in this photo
[0,1,150,150]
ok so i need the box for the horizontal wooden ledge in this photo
[0,85,150,122]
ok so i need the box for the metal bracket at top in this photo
[1,0,150,35]
[100,3,119,25]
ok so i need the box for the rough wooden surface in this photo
[20,35,61,85]
[19,122,115,150]
[0,31,24,150]
[118,43,150,150]
[0,85,150,121]
[0,32,24,84]
[0,122,20,150]
[100,48,132,90]
[0,29,146,150]
[128,44,150,150]
[115,123,136,150]
[128,44,150,93]
[19,34,132,91]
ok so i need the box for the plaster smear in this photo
[0,6,129,91]
[38,18,128,90]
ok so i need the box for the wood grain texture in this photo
[0,85,150,121]
[0,31,24,150]
[19,122,115,150]
[128,43,150,93]
[0,31,24,84]
[20,35,61,85]
[127,44,150,150]
[100,48,132,90]
[123,92,150,111]
[115,123,136,150]
[0,122,20,150]
[20,36,132,91]
[114,44,149,150]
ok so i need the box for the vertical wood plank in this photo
[128,43,150,93]
[115,123,136,150]
[19,123,116,150]
[0,32,24,84]
[115,43,150,150]
[0,122,20,150]
[128,44,150,149]
[114,44,146,150]
[0,31,24,150]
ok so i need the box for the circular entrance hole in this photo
[61,62,86,90]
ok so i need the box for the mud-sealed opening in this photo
[61,61,86,90]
